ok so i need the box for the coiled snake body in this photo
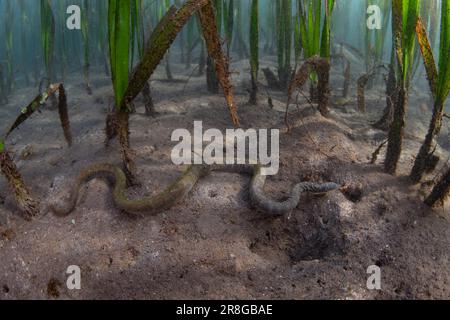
[50,163,340,217]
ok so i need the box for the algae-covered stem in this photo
[82,0,92,95]
[40,0,56,85]
[357,65,388,114]
[0,152,40,220]
[425,168,450,207]
[410,7,450,183]
[373,51,396,131]
[248,0,259,105]
[0,83,72,219]
[223,0,235,59]
[205,0,223,94]
[285,55,330,132]
[0,67,72,217]
[275,0,292,89]
[384,0,421,175]
[197,0,240,126]
[4,0,14,94]
[122,0,239,126]
[108,0,240,182]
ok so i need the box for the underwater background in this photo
[0,0,449,300]
[0,0,423,93]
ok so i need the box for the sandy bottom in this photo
[0,56,449,299]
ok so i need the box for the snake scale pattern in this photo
[50,163,340,217]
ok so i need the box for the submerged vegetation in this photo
[1,83,70,218]
[81,0,92,94]
[410,3,450,183]
[40,0,56,83]
[0,0,449,218]
[248,0,259,105]
[4,0,14,94]
[384,0,421,175]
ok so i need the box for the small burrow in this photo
[341,184,364,203]
[208,190,218,198]
[0,229,16,241]
[47,278,62,299]
[248,203,348,263]
[290,224,347,262]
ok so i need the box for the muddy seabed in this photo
[0,56,449,299]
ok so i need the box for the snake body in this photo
[248,165,340,216]
[50,163,340,217]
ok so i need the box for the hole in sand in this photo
[341,185,363,203]
[208,190,218,198]
[290,225,347,262]
[249,205,348,263]
[47,278,62,299]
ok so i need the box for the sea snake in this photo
[49,163,340,217]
